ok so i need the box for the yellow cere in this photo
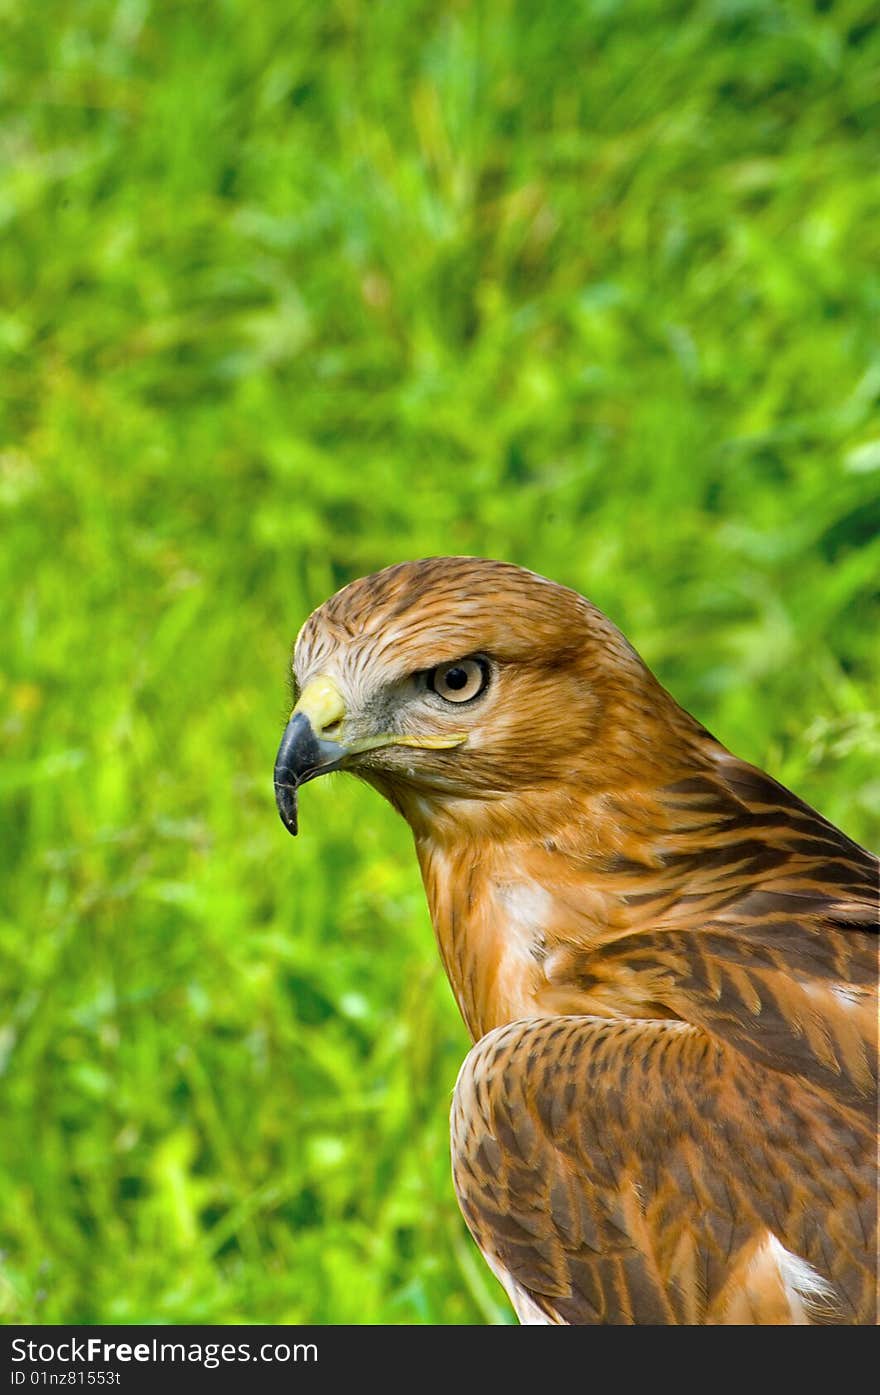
[292,674,346,733]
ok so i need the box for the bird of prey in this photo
[273,556,878,1325]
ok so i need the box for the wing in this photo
[451,1015,877,1325]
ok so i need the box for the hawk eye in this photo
[427,656,490,704]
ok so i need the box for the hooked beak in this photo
[273,676,348,836]
[273,672,468,837]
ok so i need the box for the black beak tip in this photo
[274,779,299,836]
[274,711,322,837]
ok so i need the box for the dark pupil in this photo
[445,667,469,690]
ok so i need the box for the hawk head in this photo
[273,556,693,835]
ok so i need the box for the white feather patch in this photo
[762,1234,838,1321]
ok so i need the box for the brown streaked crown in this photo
[295,556,636,676]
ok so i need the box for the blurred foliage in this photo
[0,0,878,1324]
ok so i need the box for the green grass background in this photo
[1,0,878,1325]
